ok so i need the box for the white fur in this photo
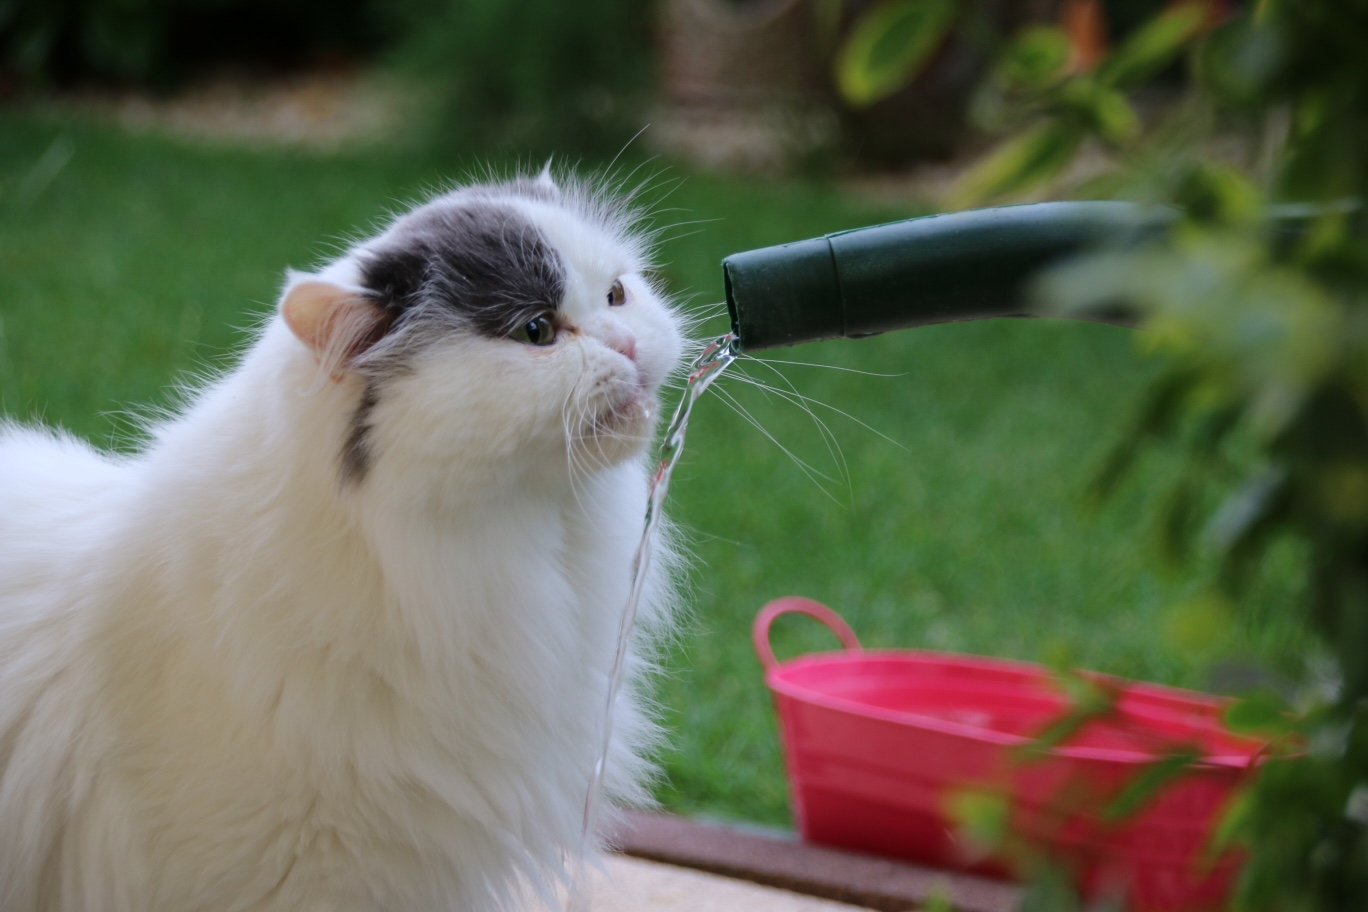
[0,179,685,911]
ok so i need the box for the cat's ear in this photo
[280,273,391,378]
[535,159,557,193]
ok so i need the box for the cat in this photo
[0,169,687,911]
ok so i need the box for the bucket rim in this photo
[763,648,1264,771]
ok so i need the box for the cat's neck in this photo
[122,321,634,713]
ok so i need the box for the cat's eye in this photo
[512,315,557,346]
[607,279,627,307]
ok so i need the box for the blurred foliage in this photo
[829,1,1174,167]
[834,0,958,106]
[833,2,1189,112]
[0,0,387,85]
[381,0,656,156]
[844,0,1368,908]
[1,0,655,155]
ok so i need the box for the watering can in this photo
[722,200,1332,351]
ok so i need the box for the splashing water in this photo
[569,331,739,909]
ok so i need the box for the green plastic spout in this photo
[723,201,1163,351]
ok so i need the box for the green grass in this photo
[0,111,1309,828]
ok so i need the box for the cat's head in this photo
[278,171,685,488]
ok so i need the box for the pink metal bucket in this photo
[754,596,1268,911]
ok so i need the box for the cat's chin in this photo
[576,392,658,465]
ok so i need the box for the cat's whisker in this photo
[639,207,701,242]
[614,166,677,214]
[618,168,674,216]
[561,390,591,510]
[562,385,618,529]
[741,355,907,379]
[679,300,728,322]
[674,317,724,343]
[649,227,712,249]
[720,351,909,508]
[649,216,723,238]
[684,296,726,313]
[725,372,851,493]
[736,356,910,454]
[593,147,656,190]
[708,385,844,504]
[641,211,719,249]
[601,126,652,179]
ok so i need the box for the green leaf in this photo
[1060,79,1140,146]
[1205,467,1289,556]
[1279,92,1361,203]
[1174,162,1263,225]
[1316,463,1368,526]
[1089,87,1141,146]
[1097,3,1208,89]
[1018,865,1084,912]
[950,121,1082,206]
[921,888,955,912]
[1016,675,1118,761]
[1224,692,1296,737]
[1208,788,1253,854]
[1197,16,1284,107]
[1083,368,1195,502]
[1158,475,1203,565]
[946,788,1011,854]
[997,25,1072,91]
[1103,749,1203,823]
[836,0,958,107]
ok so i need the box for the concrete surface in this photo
[572,855,876,911]
[612,811,1020,912]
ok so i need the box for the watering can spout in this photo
[723,201,1161,352]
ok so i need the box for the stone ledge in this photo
[610,811,1021,912]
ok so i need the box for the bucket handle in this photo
[753,597,862,672]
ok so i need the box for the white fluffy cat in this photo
[0,171,686,911]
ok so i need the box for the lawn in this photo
[0,110,1308,828]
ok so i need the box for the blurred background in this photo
[0,0,1338,846]
[1,0,1208,172]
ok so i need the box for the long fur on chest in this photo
[0,325,671,912]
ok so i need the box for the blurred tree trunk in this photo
[656,0,831,171]
[655,0,1065,171]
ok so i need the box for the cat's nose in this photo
[605,330,637,363]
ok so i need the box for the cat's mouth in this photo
[593,388,655,437]
[577,378,661,458]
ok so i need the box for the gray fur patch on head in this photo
[360,200,566,344]
[338,198,566,483]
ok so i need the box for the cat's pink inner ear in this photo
[281,281,390,370]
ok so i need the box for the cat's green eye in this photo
[607,279,627,307]
[512,315,557,346]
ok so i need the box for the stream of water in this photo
[570,330,739,909]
